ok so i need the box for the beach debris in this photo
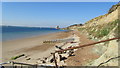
[36,34,79,65]
[40,59,46,63]
[50,58,54,63]
[59,55,67,61]
[55,46,63,50]
[26,58,31,60]
[70,41,77,43]
[11,54,25,60]
[43,57,48,60]
[25,56,28,58]
[68,50,74,57]
[36,58,41,60]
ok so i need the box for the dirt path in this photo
[65,30,100,66]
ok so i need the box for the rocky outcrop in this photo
[62,24,83,30]
[108,2,120,13]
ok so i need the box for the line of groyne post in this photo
[43,38,74,43]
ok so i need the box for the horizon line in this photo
[1,25,61,28]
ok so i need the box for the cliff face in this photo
[84,7,118,28]
[87,26,119,66]
[67,3,120,66]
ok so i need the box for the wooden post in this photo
[52,53,58,68]
[21,64,22,68]
[11,61,14,68]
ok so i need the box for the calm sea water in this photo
[1,26,66,41]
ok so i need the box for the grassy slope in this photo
[78,19,120,39]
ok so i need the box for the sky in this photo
[2,2,118,28]
[2,0,120,2]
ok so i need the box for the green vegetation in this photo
[78,28,85,31]
[78,19,119,39]
[114,19,120,37]
[97,28,109,37]
[11,54,25,60]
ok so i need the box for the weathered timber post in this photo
[52,53,58,68]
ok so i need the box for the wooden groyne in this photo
[43,38,75,43]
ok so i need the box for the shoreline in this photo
[2,31,73,63]
[2,30,68,42]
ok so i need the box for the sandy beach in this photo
[1,29,100,67]
[2,30,100,66]
[2,31,73,64]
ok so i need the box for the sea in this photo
[1,26,67,41]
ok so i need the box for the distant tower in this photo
[56,26,60,29]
